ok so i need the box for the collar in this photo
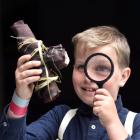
[77,95,123,116]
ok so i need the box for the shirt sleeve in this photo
[0,104,26,140]
[0,104,70,140]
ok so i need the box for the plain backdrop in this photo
[1,0,140,122]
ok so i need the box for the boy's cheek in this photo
[103,85,118,100]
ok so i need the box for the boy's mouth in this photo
[81,87,97,96]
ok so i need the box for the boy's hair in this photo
[72,26,130,68]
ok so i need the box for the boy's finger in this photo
[17,54,32,67]
[95,88,111,97]
[16,69,42,80]
[18,61,41,72]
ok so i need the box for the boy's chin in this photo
[82,98,94,107]
[77,94,94,107]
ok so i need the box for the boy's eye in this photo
[90,64,111,77]
[75,64,84,71]
[95,65,111,73]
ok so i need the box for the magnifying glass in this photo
[84,53,114,88]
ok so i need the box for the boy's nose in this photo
[84,76,99,89]
[84,74,92,83]
[83,74,99,88]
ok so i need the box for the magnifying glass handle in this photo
[97,82,104,88]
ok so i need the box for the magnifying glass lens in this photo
[86,55,112,82]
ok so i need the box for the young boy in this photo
[0,26,140,140]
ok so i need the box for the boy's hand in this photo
[93,88,119,128]
[15,54,42,100]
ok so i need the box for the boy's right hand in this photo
[15,54,42,100]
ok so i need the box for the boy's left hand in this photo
[93,88,119,128]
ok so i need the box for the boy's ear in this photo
[119,67,131,87]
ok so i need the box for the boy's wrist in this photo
[8,91,30,117]
[12,91,30,107]
[7,108,26,118]
[105,118,128,140]
[9,101,28,116]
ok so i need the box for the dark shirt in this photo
[0,95,140,140]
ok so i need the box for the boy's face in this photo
[72,44,130,107]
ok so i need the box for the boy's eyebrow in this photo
[75,61,85,65]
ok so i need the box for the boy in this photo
[0,26,140,140]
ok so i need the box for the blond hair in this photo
[72,26,130,68]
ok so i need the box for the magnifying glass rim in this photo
[84,52,114,84]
